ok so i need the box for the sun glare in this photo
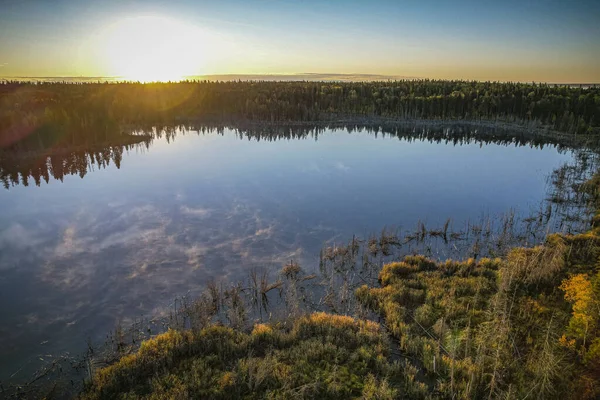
[102,16,212,82]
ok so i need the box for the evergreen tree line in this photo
[1,80,599,151]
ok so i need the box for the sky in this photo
[0,0,599,82]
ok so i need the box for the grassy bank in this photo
[82,313,426,399]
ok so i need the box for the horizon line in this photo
[0,73,598,85]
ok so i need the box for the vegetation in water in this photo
[352,180,600,399]
[75,239,600,398]
[62,170,600,399]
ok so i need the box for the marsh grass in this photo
[353,171,600,399]
[81,312,424,399]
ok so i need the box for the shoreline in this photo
[192,115,597,143]
[2,116,598,162]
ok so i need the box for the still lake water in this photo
[0,126,582,380]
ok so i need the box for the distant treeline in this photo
[0,80,599,151]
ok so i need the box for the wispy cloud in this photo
[334,161,350,172]
[180,205,212,217]
[5,199,336,352]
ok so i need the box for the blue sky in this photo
[0,0,599,81]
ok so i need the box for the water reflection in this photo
[0,122,592,189]
[0,140,150,189]
[0,124,596,386]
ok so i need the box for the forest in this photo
[0,80,599,155]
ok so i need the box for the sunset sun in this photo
[101,16,212,82]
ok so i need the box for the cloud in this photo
[54,226,86,257]
[127,262,149,279]
[180,206,211,217]
[334,161,350,172]
[96,225,165,251]
[24,200,328,344]
[184,245,206,270]
[254,227,272,237]
[0,223,38,249]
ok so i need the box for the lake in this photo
[0,124,592,382]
